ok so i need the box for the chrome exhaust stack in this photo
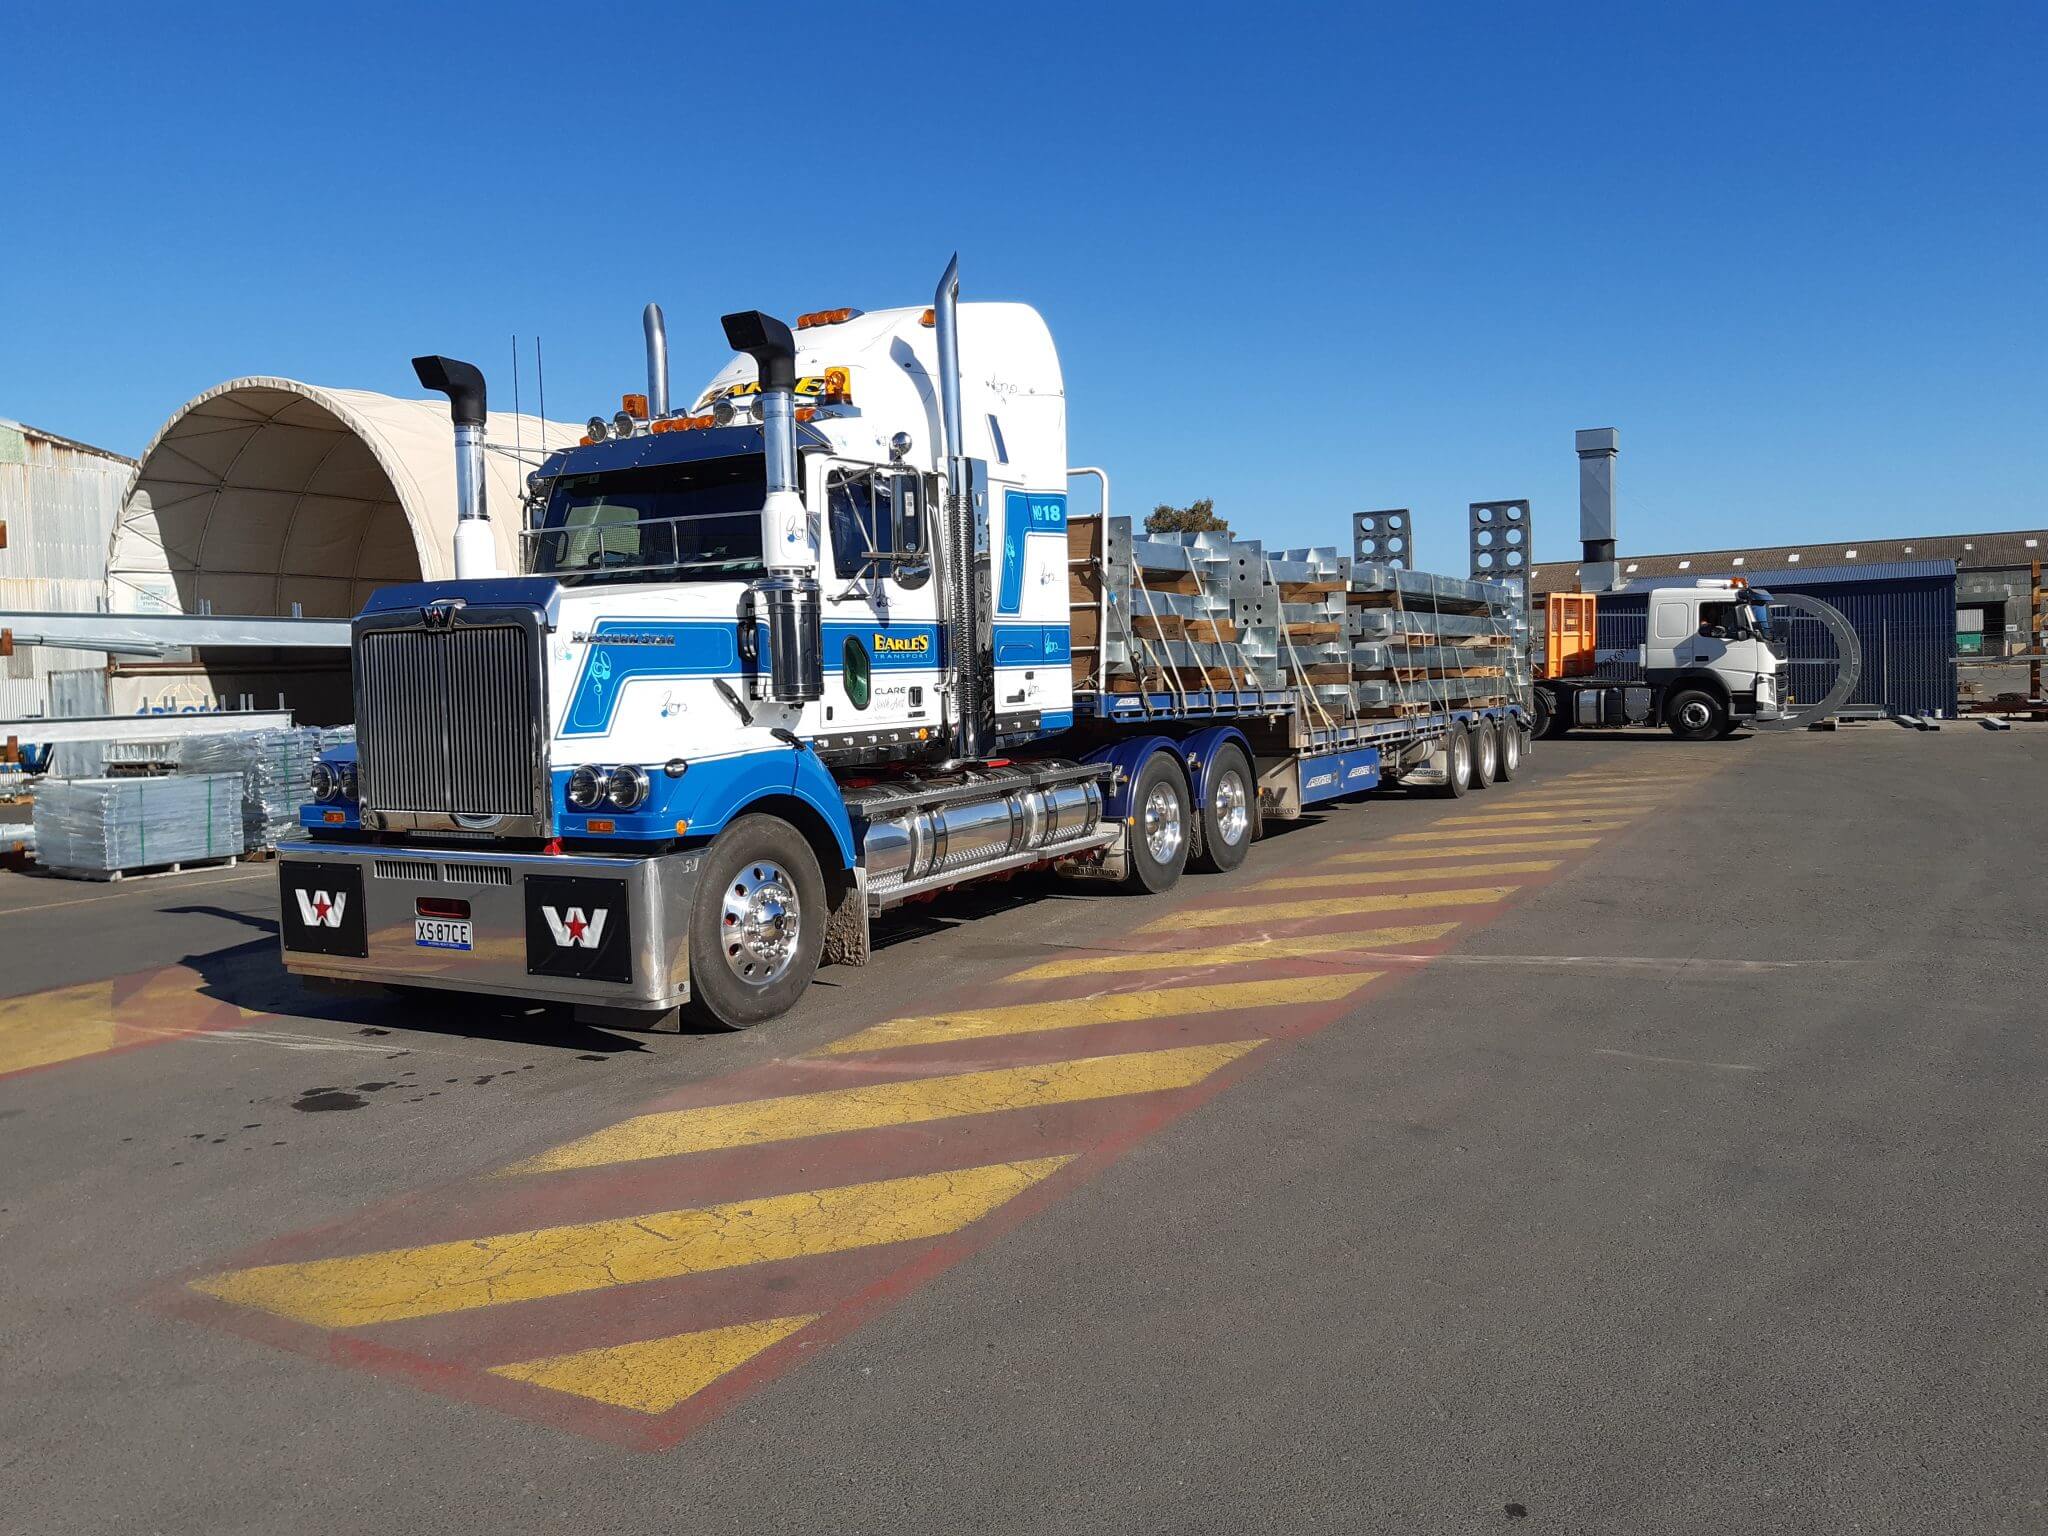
[412,355,500,580]
[643,303,670,419]
[721,309,821,703]
[933,254,988,761]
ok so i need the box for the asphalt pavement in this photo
[1,727,2042,1534]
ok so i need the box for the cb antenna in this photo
[511,333,523,469]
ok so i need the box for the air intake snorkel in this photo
[720,310,821,704]
[412,355,500,580]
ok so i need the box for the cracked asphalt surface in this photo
[2,728,2044,1533]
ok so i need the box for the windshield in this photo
[530,458,769,581]
[1743,599,1779,646]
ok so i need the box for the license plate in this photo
[414,917,473,951]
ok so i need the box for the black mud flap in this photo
[279,861,369,958]
[524,874,632,984]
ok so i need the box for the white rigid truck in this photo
[278,259,1528,1029]
[1533,580,1792,741]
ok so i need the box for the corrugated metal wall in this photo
[0,421,133,718]
[1591,564,1958,717]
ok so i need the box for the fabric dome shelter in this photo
[108,377,579,618]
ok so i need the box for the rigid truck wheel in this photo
[1192,743,1254,873]
[1666,689,1727,743]
[685,814,827,1030]
[1126,751,1192,893]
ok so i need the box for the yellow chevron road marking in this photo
[824,973,1375,1057]
[1328,839,1599,862]
[190,1158,1070,1329]
[0,983,117,1077]
[1438,809,1641,826]
[505,1041,1260,1176]
[1010,921,1462,980]
[1392,824,1630,842]
[1255,860,1559,891]
[1488,793,1666,807]
[489,1315,818,1414]
[1139,885,1517,933]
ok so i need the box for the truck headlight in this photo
[310,762,337,802]
[605,764,650,810]
[567,765,606,809]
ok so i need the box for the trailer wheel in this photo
[1126,751,1192,893]
[1666,689,1726,743]
[1433,726,1473,799]
[1496,719,1522,781]
[1192,744,1254,873]
[1469,724,1498,787]
[684,814,827,1030]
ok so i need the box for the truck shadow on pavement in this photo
[158,906,653,1055]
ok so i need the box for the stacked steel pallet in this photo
[1068,517,1269,694]
[1347,565,1517,716]
[1257,546,1353,706]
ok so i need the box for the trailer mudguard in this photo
[1082,735,1185,823]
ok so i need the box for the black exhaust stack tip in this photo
[412,355,488,426]
[720,312,796,393]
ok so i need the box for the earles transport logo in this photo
[542,906,608,949]
[873,632,932,655]
[294,890,346,928]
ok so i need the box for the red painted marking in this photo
[158,788,1658,1449]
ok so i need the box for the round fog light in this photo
[309,761,338,802]
[566,765,605,809]
[605,764,650,810]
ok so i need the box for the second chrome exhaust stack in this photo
[933,253,988,762]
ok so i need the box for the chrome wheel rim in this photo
[1143,782,1184,865]
[1678,699,1713,731]
[1213,770,1250,846]
[1476,729,1497,778]
[1451,732,1470,783]
[721,860,801,986]
[1502,727,1521,771]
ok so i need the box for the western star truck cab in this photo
[278,258,1528,1029]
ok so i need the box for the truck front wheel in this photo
[1534,688,1568,740]
[1666,689,1727,743]
[686,814,827,1030]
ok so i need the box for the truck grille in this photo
[356,623,539,820]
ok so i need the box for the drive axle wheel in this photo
[1126,751,1192,893]
[1192,743,1255,873]
[686,814,827,1030]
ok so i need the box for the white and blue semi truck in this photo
[278,259,1529,1029]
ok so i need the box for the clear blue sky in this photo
[4,1,2040,566]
